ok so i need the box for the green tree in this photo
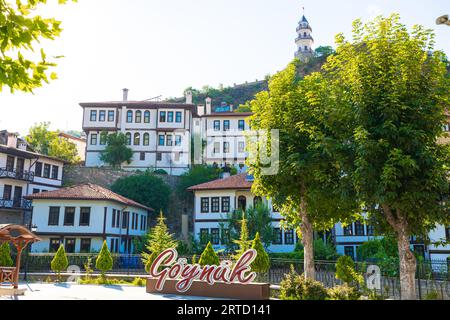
[96,241,113,278]
[335,255,364,286]
[198,242,220,266]
[0,242,13,267]
[0,0,75,93]
[111,172,171,212]
[323,14,450,299]
[233,212,252,261]
[99,132,133,168]
[142,211,178,272]
[50,244,68,281]
[250,233,270,274]
[247,61,358,280]
[26,122,80,163]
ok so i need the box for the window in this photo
[175,111,182,123]
[48,207,60,226]
[201,198,209,213]
[90,133,98,145]
[2,185,12,201]
[223,142,230,154]
[108,110,115,122]
[144,111,150,123]
[49,238,61,252]
[354,221,365,236]
[167,111,174,122]
[285,229,294,245]
[211,229,220,245]
[213,142,220,154]
[343,224,353,236]
[34,162,42,177]
[99,110,106,122]
[175,135,182,146]
[140,152,146,161]
[127,110,133,123]
[156,152,162,161]
[413,245,425,259]
[51,166,59,180]
[159,111,166,123]
[100,133,107,145]
[112,209,116,228]
[32,188,40,194]
[90,110,97,121]
[221,229,230,245]
[158,135,165,146]
[223,120,230,131]
[221,197,230,213]
[6,156,14,171]
[64,207,75,226]
[213,120,220,131]
[211,197,220,212]
[143,133,150,146]
[344,246,355,260]
[79,207,91,226]
[237,196,247,210]
[135,110,142,123]
[238,120,245,131]
[65,238,76,253]
[166,135,173,146]
[122,211,128,229]
[142,215,147,231]
[238,141,245,153]
[43,164,51,178]
[80,239,91,253]
[367,224,375,236]
[126,132,131,145]
[273,228,282,245]
[253,196,262,207]
[131,213,136,230]
[200,229,209,244]
[134,133,140,145]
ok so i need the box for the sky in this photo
[1,0,449,135]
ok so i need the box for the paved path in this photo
[0,283,212,300]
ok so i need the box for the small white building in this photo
[188,173,297,253]
[26,183,153,253]
[58,132,87,162]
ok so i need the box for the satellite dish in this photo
[436,15,449,25]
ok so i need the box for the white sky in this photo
[1,0,449,135]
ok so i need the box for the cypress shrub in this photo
[0,242,14,267]
[96,241,113,279]
[51,245,69,281]
[198,242,220,266]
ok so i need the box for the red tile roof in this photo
[187,173,252,191]
[25,183,153,211]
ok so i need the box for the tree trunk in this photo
[382,205,417,300]
[299,198,315,280]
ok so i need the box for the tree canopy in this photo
[99,132,133,168]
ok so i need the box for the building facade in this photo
[58,132,87,162]
[26,183,153,253]
[0,130,65,226]
[82,89,199,175]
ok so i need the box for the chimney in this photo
[197,105,205,117]
[122,88,129,102]
[185,90,193,104]
[230,104,234,111]
[7,132,18,149]
[205,97,212,115]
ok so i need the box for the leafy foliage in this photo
[176,165,222,202]
[327,284,361,300]
[198,242,220,266]
[0,0,76,93]
[26,122,80,163]
[279,265,328,300]
[232,212,252,261]
[50,244,68,280]
[0,242,13,267]
[99,132,133,167]
[95,241,113,277]
[335,255,364,285]
[142,212,178,272]
[250,233,270,273]
[111,171,171,212]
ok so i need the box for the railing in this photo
[0,267,16,287]
[295,35,314,42]
[0,167,34,182]
[0,197,32,210]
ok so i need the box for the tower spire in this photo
[295,7,314,61]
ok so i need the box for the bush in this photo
[424,289,442,300]
[132,277,146,287]
[279,266,328,300]
[153,169,168,175]
[96,241,113,277]
[250,232,270,273]
[335,255,364,285]
[327,284,361,300]
[0,242,14,267]
[198,242,220,266]
[50,245,68,281]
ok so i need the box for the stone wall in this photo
[62,166,193,237]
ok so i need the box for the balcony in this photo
[0,198,32,210]
[295,35,314,42]
[0,167,34,182]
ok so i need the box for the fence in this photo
[13,253,450,300]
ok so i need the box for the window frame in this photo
[34,162,43,177]
[51,165,59,180]
[175,111,182,123]
[99,110,106,122]
[126,110,133,123]
[108,110,115,122]
[167,111,174,123]
[48,207,60,226]
[284,229,294,245]
[211,197,220,213]
[80,238,92,253]
[273,228,283,245]
[43,164,51,178]
[134,132,140,146]
[238,120,245,131]
[200,197,209,213]
[210,228,220,245]
[79,207,91,226]
[223,120,230,131]
[159,111,166,123]
[90,133,98,145]
[221,197,230,213]
[213,120,220,131]
[135,110,142,123]
[90,110,97,121]
[63,207,75,226]
[158,135,165,146]
[144,111,151,123]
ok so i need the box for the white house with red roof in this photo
[188,173,297,253]
[26,183,153,254]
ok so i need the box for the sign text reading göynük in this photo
[149,248,257,292]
